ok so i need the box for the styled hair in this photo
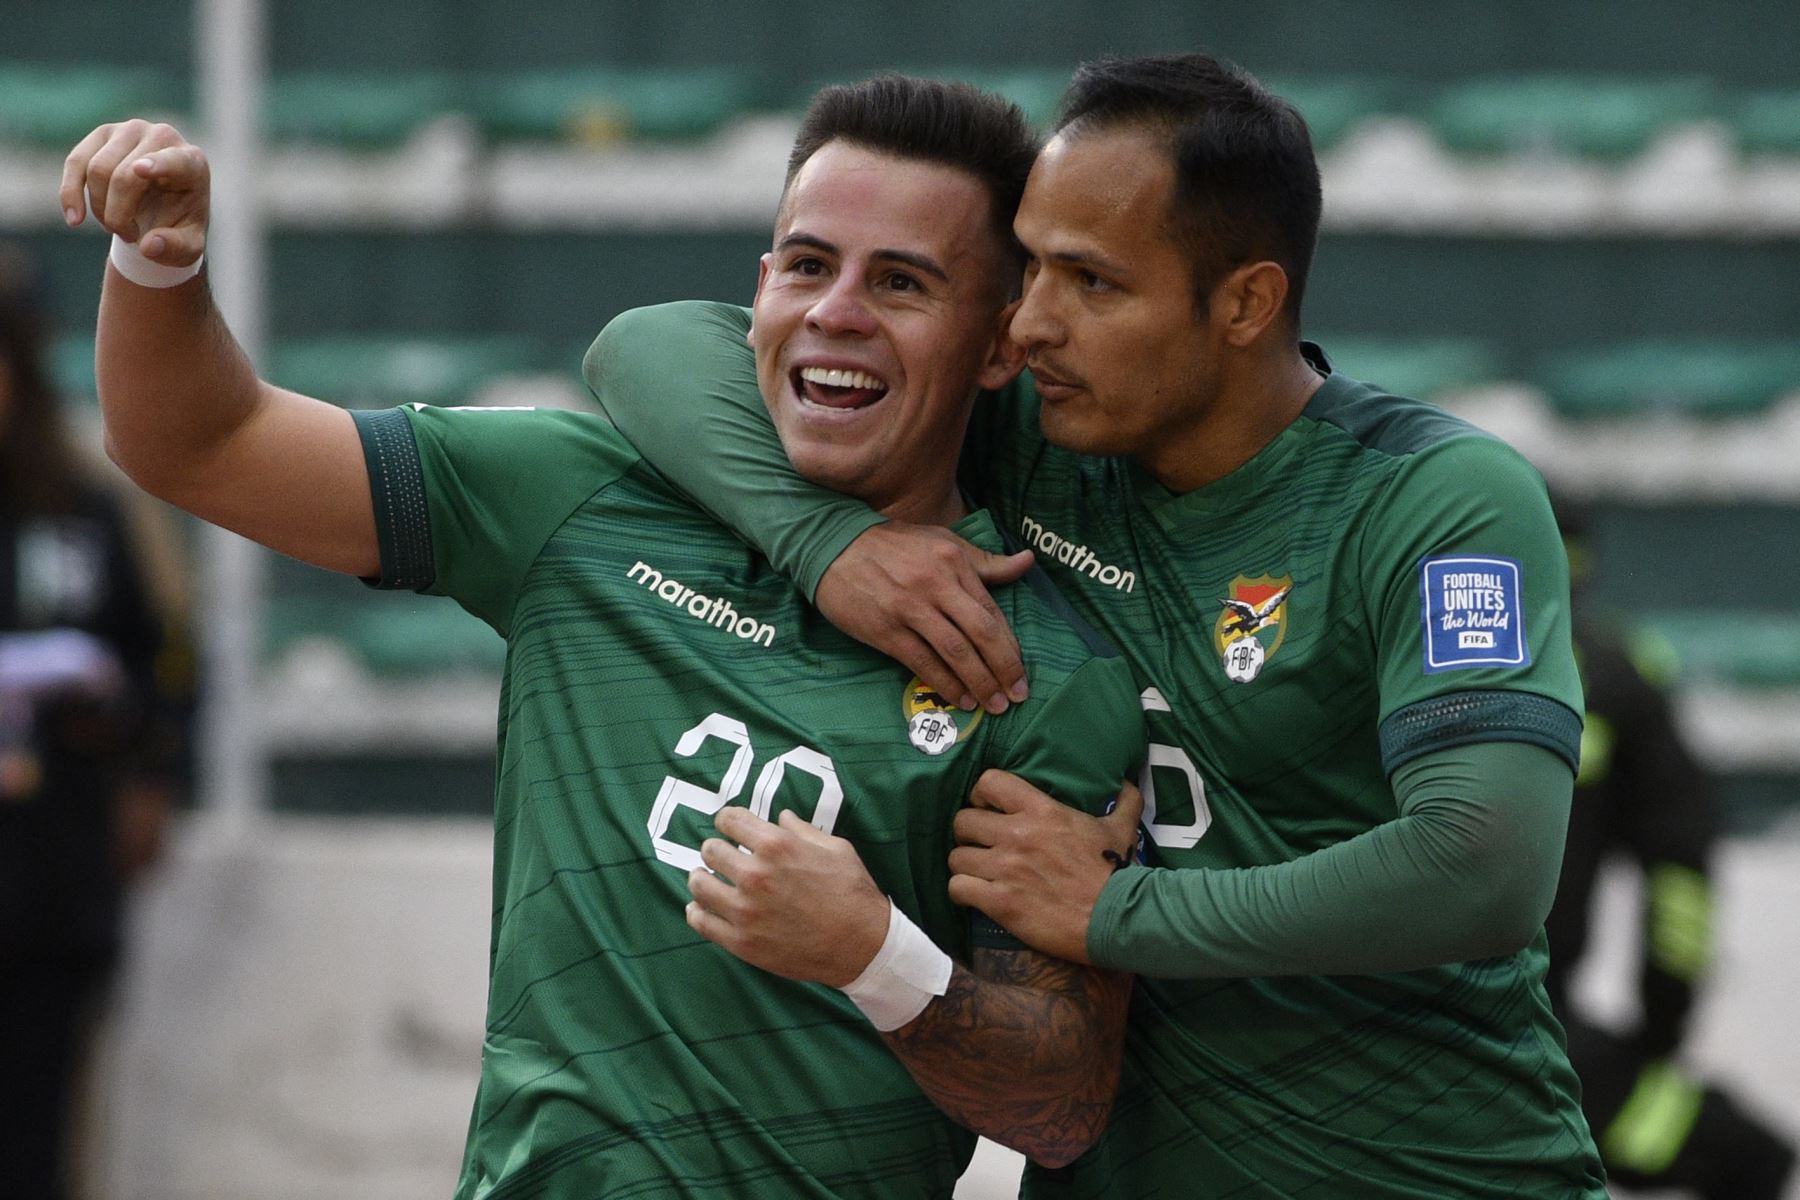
[785,75,1041,276]
[1056,53,1322,320]
[0,250,81,515]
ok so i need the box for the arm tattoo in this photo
[881,946,1132,1168]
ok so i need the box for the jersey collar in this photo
[1129,341,1350,530]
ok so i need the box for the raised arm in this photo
[588,303,1032,712]
[61,120,376,577]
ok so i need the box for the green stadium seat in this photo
[266,335,543,409]
[473,67,767,144]
[265,587,504,677]
[1730,90,1800,157]
[1640,611,1800,689]
[48,335,97,404]
[265,71,462,147]
[1425,75,1716,159]
[1535,341,1800,420]
[0,63,182,146]
[1313,336,1507,400]
[1257,75,1408,152]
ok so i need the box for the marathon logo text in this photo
[627,562,775,647]
[1019,516,1135,593]
[1420,555,1528,672]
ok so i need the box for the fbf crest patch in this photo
[902,677,984,756]
[1420,555,1529,673]
[1213,575,1293,683]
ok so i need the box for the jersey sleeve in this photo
[1363,435,1584,776]
[583,301,886,600]
[352,404,638,635]
[1088,739,1572,976]
[970,650,1146,950]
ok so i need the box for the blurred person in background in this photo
[1547,495,1797,1200]
[0,248,191,1200]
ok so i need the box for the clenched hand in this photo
[61,119,210,266]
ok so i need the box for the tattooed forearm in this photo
[882,947,1132,1167]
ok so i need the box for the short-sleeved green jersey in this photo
[350,404,1144,1200]
[962,349,1602,1198]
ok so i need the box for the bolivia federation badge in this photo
[1213,575,1293,684]
[903,677,985,756]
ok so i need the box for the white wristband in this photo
[109,234,203,289]
[840,900,952,1031]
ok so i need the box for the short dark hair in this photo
[785,75,1040,277]
[1057,53,1322,321]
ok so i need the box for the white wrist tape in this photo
[841,900,952,1031]
[109,234,203,289]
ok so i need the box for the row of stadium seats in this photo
[49,333,1800,421]
[5,61,1800,159]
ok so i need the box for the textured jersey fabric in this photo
[352,404,1143,1200]
[585,301,1605,1198]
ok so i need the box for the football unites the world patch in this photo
[1419,555,1530,673]
[901,677,984,756]
[1213,575,1293,684]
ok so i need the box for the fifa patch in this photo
[1213,575,1293,684]
[1420,555,1529,673]
[902,677,985,756]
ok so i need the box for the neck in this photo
[1142,344,1325,494]
[876,477,971,527]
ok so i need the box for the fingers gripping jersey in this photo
[351,404,1143,1200]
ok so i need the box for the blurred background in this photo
[2,1,1798,1196]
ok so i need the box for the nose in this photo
[805,274,878,338]
[1010,269,1064,351]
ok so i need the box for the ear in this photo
[975,297,1030,391]
[1213,260,1290,348]
[748,253,774,346]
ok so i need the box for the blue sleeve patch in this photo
[1419,555,1530,673]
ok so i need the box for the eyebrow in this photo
[1041,247,1130,278]
[776,233,951,284]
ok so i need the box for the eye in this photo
[881,270,922,293]
[1078,269,1114,294]
[791,256,828,277]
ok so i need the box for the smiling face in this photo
[752,140,1023,525]
[1011,126,1225,483]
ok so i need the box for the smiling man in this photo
[587,53,1607,1200]
[62,76,1143,1198]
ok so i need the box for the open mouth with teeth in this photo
[794,365,890,410]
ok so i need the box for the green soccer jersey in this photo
[969,351,1602,1199]
[583,302,1607,1199]
[349,403,1143,1200]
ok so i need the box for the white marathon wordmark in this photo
[627,561,776,648]
[1018,515,1135,592]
